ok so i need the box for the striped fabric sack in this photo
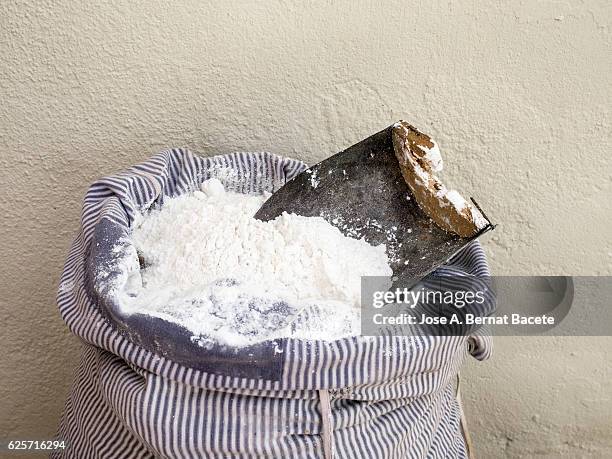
[53,150,493,458]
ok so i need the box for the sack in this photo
[53,149,493,458]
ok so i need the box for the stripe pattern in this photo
[53,149,493,458]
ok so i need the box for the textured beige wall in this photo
[1,0,611,457]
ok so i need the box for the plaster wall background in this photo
[1,1,610,456]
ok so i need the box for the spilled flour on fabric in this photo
[112,178,392,347]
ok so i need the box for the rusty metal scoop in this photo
[254,123,494,287]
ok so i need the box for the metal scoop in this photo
[255,124,494,287]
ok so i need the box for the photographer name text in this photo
[372,313,555,326]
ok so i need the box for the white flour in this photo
[116,179,392,347]
[420,140,443,172]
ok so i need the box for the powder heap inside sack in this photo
[116,178,392,347]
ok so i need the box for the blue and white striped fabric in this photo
[53,150,493,458]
